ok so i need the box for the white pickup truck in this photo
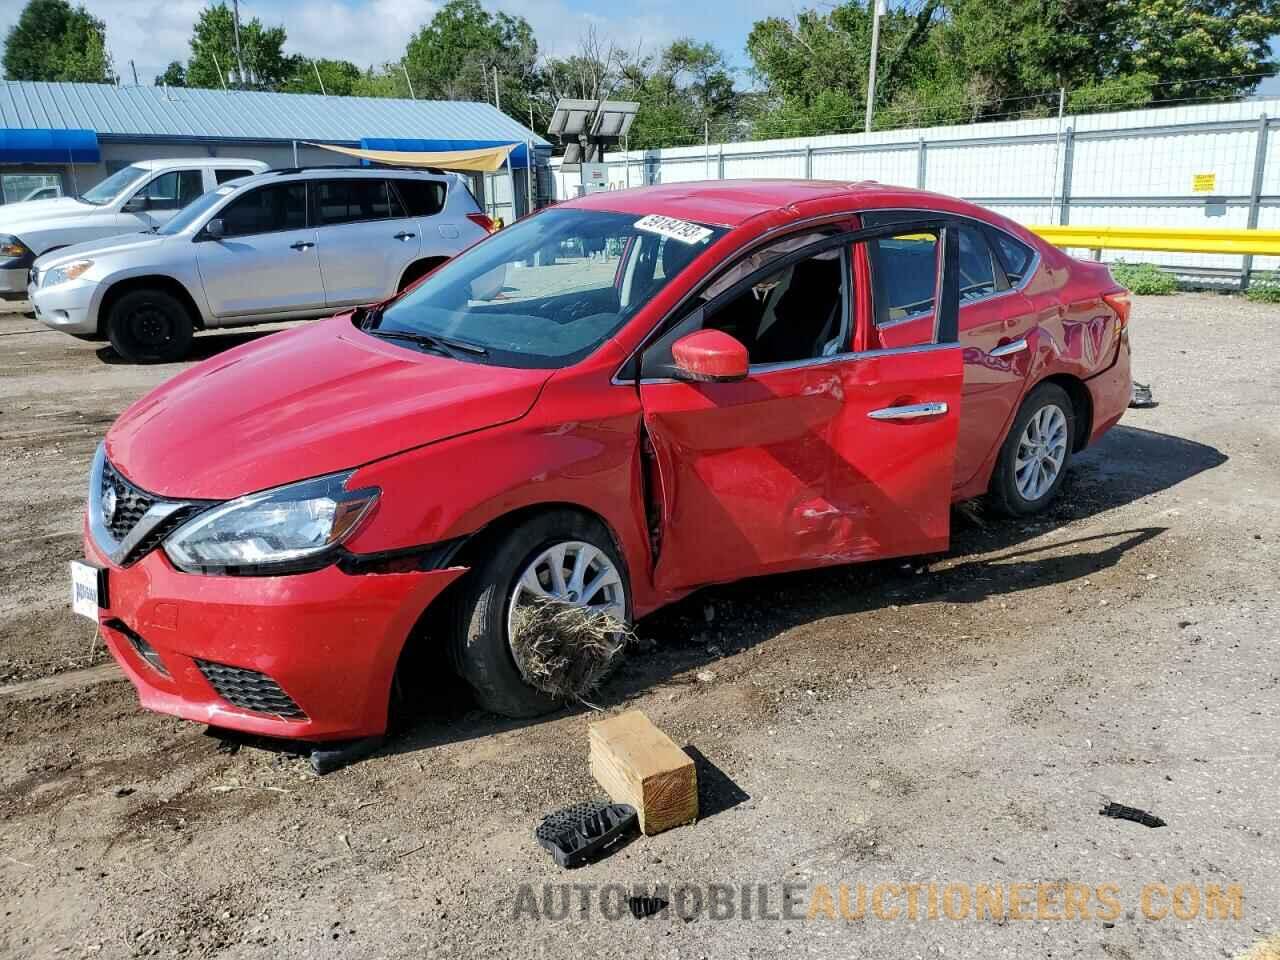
[0,157,267,298]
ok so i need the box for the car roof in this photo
[561,179,989,228]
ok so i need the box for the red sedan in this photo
[78,180,1131,738]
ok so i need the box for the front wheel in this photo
[989,382,1076,516]
[450,511,631,717]
[106,289,194,363]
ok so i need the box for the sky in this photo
[0,0,1277,100]
[0,0,800,87]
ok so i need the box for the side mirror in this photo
[122,195,149,214]
[671,329,749,383]
[203,218,225,240]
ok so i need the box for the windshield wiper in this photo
[364,328,488,358]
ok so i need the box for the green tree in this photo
[282,58,363,96]
[154,61,186,87]
[403,0,540,122]
[1127,0,1280,101]
[3,0,114,83]
[184,2,291,90]
[613,40,737,148]
[746,0,1280,136]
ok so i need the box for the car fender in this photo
[343,348,665,615]
[90,260,214,328]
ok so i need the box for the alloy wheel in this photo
[1014,403,1068,501]
[506,540,627,652]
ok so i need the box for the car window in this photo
[158,185,235,235]
[136,170,204,210]
[957,225,1000,302]
[218,182,307,237]
[990,230,1036,285]
[393,179,446,217]
[700,248,847,366]
[867,232,937,325]
[314,179,394,225]
[215,168,256,185]
[81,165,147,205]
[375,208,726,368]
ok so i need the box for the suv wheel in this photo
[106,289,194,363]
[450,510,630,717]
[989,382,1076,516]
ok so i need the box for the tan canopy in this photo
[306,141,518,172]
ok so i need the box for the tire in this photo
[450,510,631,718]
[106,288,194,363]
[989,382,1076,516]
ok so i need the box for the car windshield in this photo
[369,208,727,367]
[80,165,148,206]
[157,184,236,235]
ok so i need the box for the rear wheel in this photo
[106,288,194,363]
[450,511,630,717]
[989,382,1075,516]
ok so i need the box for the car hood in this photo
[0,196,97,232]
[36,232,168,267]
[105,316,554,500]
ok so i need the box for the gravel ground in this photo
[0,294,1277,959]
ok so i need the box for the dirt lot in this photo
[0,294,1277,959]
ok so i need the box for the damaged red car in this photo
[77,180,1131,740]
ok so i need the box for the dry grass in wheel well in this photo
[508,598,630,701]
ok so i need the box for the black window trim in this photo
[199,180,311,240]
[633,218,964,383]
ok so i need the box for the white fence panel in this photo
[550,97,1280,285]
[1071,129,1257,197]
[810,147,916,184]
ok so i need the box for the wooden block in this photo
[589,709,697,835]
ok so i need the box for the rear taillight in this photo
[1103,290,1131,331]
[466,213,498,234]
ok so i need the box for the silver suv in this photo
[29,167,494,362]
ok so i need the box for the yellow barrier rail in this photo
[1028,225,1280,257]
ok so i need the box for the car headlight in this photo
[42,259,94,287]
[164,471,379,574]
[0,234,32,260]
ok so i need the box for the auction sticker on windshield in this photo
[634,214,714,245]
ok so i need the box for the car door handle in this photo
[988,337,1028,358]
[394,231,416,241]
[868,402,949,421]
[290,241,315,251]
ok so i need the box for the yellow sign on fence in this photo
[1192,173,1217,193]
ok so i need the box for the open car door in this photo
[638,219,966,593]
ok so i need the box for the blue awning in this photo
[0,128,99,164]
[360,137,530,169]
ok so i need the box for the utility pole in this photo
[312,59,327,96]
[231,0,247,86]
[864,0,884,133]
[401,62,415,99]
[493,66,501,111]
[129,60,138,85]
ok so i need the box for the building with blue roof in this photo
[0,81,549,217]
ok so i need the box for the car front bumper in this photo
[30,278,98,335]
[84,520,467,741]
[0,266,29,299]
